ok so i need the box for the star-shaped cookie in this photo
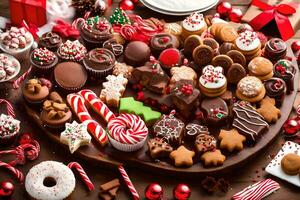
[218,129,246,152]
[201,150,226,167]
[170,146,195,167]
[257,96,281,123]
[60,121,91,154]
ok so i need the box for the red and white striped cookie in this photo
[78,89,115,123]
[107,113,148,152]
[232,179,280,200]
[67,93,108,147]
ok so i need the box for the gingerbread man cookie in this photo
[170,145,195,167]
[218,129,246,152]
[201,150,226,167]
[256,96,281,123]
[147,137,173,159]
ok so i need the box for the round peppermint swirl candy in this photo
[108,114,148,145]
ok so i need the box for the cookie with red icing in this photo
[158,48,182,69]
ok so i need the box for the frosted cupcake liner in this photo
[54,76,87,94]
[83,59,113,79]
[30,52,58,76]
[107,129,148,152]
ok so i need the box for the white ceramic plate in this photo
[140,0,219,16]
[265,141,300,187]
[0,53,21,83]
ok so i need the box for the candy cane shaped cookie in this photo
[78,89,115,123]
[67,93,108,146]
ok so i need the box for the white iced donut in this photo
[25,161,76,200]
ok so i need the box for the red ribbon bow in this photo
[21,20,39,39]
[249,0,297,41]
[52,19,80,39]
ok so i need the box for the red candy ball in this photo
[119,0,135,10]
[216,2,232,17]
[291,41,300,52]
[228,8,243,23]
[159,48,181,69]
[173,183,191,200]
[0,181,15,197]
[145,183,164,200]
[283,117,300,136]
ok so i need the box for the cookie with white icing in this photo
[181,12,207,40]
[199,65,227,97]
[236,76,266,103]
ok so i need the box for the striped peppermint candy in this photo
[78,89,115,123]
[108,114,148,144]
[0,99,15,118]
[118,165,139,200]
[67,93,108,146]
[68,162,94,191]
[232,179,280,200]
[0,160,24,182]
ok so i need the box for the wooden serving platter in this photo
[25,47,299,176]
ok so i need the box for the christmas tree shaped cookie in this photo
[109,8,131,26]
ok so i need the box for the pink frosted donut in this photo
[107,113,148,152]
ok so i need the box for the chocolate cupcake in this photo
[274,59,295,94]
[264,77,286,107]
[57,40,87,62]
[124,41,151,67]
[0,114,20,145]
[40,92,72,129]
[83,48,115,78]
[30,48,58,75]
[264,38,287,62]
[150,33,179,57]
[39,32,62,51]
[22,78,52,105]
[80,16,113,50]
[54,62,88,93]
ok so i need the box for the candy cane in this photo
[78,89,115,123]
[67,94,108,146]
[0,161,24,182]
[68,162,94,191]
[0,99,15,118]
[232,179,280,200]
[13,66,32,89]
[118,165,139,200]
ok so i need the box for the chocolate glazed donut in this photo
[150,33,179,57]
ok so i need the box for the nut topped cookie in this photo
[236,76,266,103]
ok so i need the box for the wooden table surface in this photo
[1,0,300,199]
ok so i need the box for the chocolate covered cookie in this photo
[264,38,287,62]
[195,134,216,154]
[147,137,173,159]
[227,63,246,84]
[219,42,234,54]
[274,59,296,94]
[193,45,214,66]
[211,55,233,73]
[226,50,246,67]
[201,97,229,127]
[264,78,286,107]
[185,123,209,142]
[151,33,179,57]
[184,35,203,58]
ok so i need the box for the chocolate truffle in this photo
[200,97,229,127]
[39,32,62,51]
[80,16,113,50]
[150,33,179,57]
[264,78,286,107]
[264,38,287,62]
[273,59,296,94]
[132,61,169,94]
[124,41,151,67]
[83,48,116,78]
[54,62,87,93]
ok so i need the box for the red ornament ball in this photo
[95,0,107,12]
[283,117,300,137]
[119,0,135,10]
[216,2,232,17]
[145,183,164,200]
[291,41,300,52]
[173,183,191,200]
[0,181,15,197]
[228,8,243,23]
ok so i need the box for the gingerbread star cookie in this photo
[201,150,226,167]
[170,146,195,167]
[256,96,281,123]
[218,129,246,152]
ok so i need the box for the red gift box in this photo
[10,0,46,27]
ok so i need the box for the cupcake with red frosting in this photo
[107,113,148,152]
[57,40,87,62]
[30,48,58,75]
[0,114,20,145]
